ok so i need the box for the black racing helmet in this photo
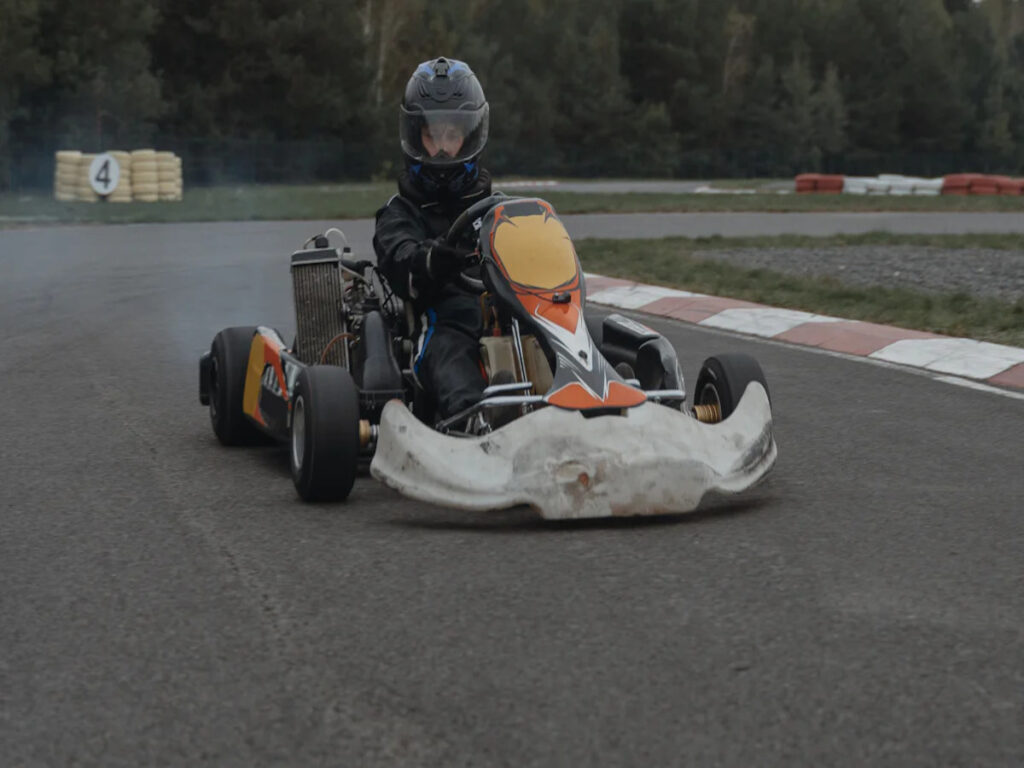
[400,57,489,193]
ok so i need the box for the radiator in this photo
[290,247,348,367]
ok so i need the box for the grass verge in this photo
[3,184,1024,228]
[576,236,1024,348]
[0,184,395,227]
[670,231,1024,251]
[542,191,1024,213]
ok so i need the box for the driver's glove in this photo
[421,240,473,283]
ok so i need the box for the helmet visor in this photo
[400,105,489,165]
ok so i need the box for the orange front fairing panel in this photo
[605,381,648,407]
[483,197,646,412]
[545,380,647,410]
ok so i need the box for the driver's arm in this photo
[373,198,428,301]
[373,198,465,302]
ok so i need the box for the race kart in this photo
[199,195,776,519]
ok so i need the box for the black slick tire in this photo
[290,365,360,502]
[209,326,265,445]
[694,353,770,420]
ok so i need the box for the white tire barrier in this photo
[875,174,943,196]
[878,174,914,195]
[911,178,944,196]
[842,177,873,195]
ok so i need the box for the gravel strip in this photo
[690,245,1024,303]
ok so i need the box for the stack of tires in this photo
[941,173,1024,195]
[108,150,133,202]
[991,176,1024,194]
[131,149,160,202]
[53,147,185,203]
[841,176,885,195]
[156,151,183,201]
[794,173,844,194]
[843,175,944,196]
[74,154,100,202]
[53,151,80,201]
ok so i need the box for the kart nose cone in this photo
[370,384,775,520]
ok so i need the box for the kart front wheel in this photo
[290,365,360,502]
[694,353,770,422]
[209,326,265,446]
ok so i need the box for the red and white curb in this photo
[584,274,1024,392]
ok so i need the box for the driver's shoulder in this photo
[375,192,421,225]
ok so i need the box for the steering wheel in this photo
[442,193,509,293]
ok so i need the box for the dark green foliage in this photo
[31,0,164,146]
[5,0,1024,187]
[0,0,50,184]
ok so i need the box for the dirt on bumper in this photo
[370,384,776,520]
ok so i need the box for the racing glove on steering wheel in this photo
[419,239,474,284]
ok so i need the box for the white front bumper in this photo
[370,383,776,520]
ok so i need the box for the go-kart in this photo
[199,194,776,519]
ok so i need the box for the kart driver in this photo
[373,57,494,420]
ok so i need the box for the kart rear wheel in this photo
[209,326,265,446]
[290,365,360,502]
[694,353,770,422]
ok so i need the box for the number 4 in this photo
[94,160,111,190]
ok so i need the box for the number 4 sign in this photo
[89,153,121,196]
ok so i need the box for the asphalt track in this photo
[2,219,1023,766]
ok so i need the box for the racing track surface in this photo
[2,220,1023,766]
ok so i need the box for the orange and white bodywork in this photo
[242,326,300,436]
[483,199,646,411]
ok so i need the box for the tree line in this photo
[3,0,1024,188]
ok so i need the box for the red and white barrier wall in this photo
[795,173,1024,196]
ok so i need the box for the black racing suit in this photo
[372,170,493,418]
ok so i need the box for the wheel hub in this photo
[695,383,723,423]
